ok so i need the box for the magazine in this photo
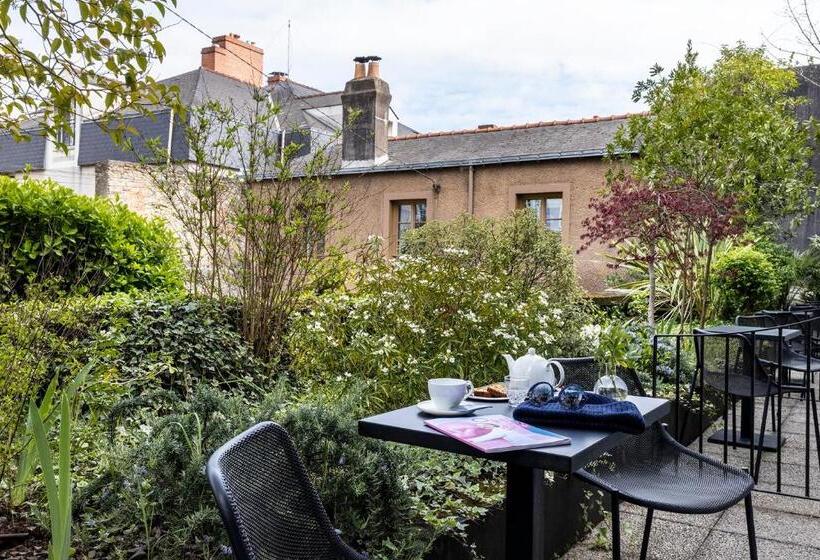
[425,414,571,453]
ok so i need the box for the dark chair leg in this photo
[754,390,771,481]
[640,508,653,560]
[745,494,757,560]
[770,394,776,431]
[732,396,738,449]
[611,494,620,560]
[811,389,820,470]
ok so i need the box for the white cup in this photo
[428,378,474,410]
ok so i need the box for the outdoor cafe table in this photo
[703,324,801,451]
[358,396,670,560]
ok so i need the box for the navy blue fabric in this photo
[512,392,646,434]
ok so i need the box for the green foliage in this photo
[613,42,815,229]
[288,240,593,413]
[0,177,184,298]
[29,391,76,560]
[76,385,251,559]
[279,398,434,560]
[713,246,780,318]
[400,210,581,300]
[610,235,736,325]
[754,236,798,307]
[795,236,820,301]
[100,296,267,395]
[0,0,180,149]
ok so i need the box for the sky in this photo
[154,0,807,133]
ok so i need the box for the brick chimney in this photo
[201,33,264,86]
[341,56,391,164]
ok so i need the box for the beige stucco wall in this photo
[332,158,612,292]
[96,157,614,292]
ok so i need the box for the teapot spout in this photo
[502,354,516,374]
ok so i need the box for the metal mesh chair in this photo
[736,315,820,383]
[207,421,368,560]
[576,423,757,560]
[549,356,646,396]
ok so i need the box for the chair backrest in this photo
[207,422,364,560]
[550,357,646,396]
[693,330,772,394]
[736,314,776,328]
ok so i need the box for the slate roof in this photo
[0,132,47,173]
[77,110,189,166]
[328,114,637,176]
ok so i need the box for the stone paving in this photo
[564,395,820,559]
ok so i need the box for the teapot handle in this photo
[547,360,565,387]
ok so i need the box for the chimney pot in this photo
[267,71,288,85]
[366,58,381,78]
[353,56,368,79]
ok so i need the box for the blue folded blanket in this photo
[512,393,646,434]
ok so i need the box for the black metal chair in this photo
[737,314,820,386]
[576,423,757,560]
[551,357,755,559]
[693,329,781,476]
[549,356,646,396]
[207,421,368,560]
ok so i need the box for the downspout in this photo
[467,165,475,215]
[166,109,175,163]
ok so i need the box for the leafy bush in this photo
[754,237,797,307]
[288,246,593,413]
[400,210,581,301]
[0,176,184,298]
[797,235,820,301]
[98,295,267,394]
[713,246,780,318]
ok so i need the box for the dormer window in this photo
[56,113,76,148]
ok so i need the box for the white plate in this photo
[416,400,491,416]
[466,393,508,402]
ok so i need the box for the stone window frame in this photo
[382,190,434,255]
[508,183,571,244]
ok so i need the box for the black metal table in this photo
[703,325,800,451]
[358,396,670,560]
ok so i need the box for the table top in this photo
[760,309,813,319]
[358,396,670,474]
[704,325,801,341]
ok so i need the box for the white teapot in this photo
[503,348,566,388]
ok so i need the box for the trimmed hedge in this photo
[0,176,183,297]
[714,246,780,318]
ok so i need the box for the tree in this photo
[0,0,180,149]
[611,42,816,230]
[581,175,743,329]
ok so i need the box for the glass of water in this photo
[505,375,530,407]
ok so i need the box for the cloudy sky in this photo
[155,0,807,132]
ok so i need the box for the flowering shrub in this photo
[288,246,593,413]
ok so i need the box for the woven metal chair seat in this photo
[577,423,754,514]
[702,372,778,398]
[207,422,367,560]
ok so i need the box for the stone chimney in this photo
[267,71,288,86]
[341,56,391,164]
[201,33,264,86]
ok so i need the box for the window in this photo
[393,200,427,253]
[56,113,76,147]
[518,193,562,232]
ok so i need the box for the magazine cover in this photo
[425,414,571,453]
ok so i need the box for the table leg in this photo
[506,463,545,560]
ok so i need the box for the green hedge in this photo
[0,176,184,297]
[714,246,780,318]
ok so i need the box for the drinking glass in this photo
[505,375,530,407]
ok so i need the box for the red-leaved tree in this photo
[581,175,743,329]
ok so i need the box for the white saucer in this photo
[416,400,490,417]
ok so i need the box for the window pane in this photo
[524,198,542,217]
[546,219,561,233]
[399,204,412,224]
[546,198,562,220]
[415,202,427,226]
